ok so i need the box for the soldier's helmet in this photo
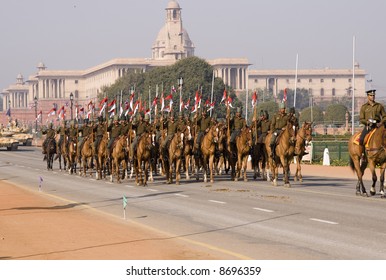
[113,115,119,122]
[236,107,241,114]
[120,115,126,121]
[279,102,286,109]
[144,114,150,121]
[70,120,75,126]
[259,110,265,117]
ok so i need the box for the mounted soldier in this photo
[42,122,56,160]
[194,109,212,156]
[77,118,93,156]
[269,102,289,157]
[94,116,106,154]
[68,120,78,143]
[229,107,246,157]
[161,113,178,159]
[254,110,271,145]
[130,113,151,162]
[107,115,122,160]
[55,120,68,160]
[358,89,386,160]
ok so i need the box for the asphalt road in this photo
[1,146,386,259]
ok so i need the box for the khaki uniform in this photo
[230,115,246,143]
[359,101,386,145]
[256,119,271,144]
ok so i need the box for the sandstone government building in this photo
[1,0,366,126]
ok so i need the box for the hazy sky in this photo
[1,0,385,96]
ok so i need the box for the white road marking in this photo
[209,200,226,204]
[253,207,274,213]
[148,189,158,192]
[310,218,338,225]
[175,194,189,198]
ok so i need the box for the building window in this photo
[320,88,324,96]
[320,78,324,83]
[348,78,352,83]
[297,79,301,83]
[286,79,290,83]
[75,80,78,84]
[332,78,336,83]
[75,90,79,99]
[254,79,258,83]
[309,79,312,83]
[332,88,336,96]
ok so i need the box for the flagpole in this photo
[210,70,215,117]
[293,53,299,108]
[149,85,151,123]
[245,67,249,122]
[351,35,355,135]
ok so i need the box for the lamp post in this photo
[70,92,74,120]
[178,77,183,112]
[34,96,38,136]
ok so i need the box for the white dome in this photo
[166,0,180,10]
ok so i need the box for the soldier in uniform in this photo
[269,102,289,157]
[94,116,106,153]
[55,120,68,160]
[288,107,299,130]
[161,113,178,158]
[42,122,56,160]
[176,112,186,132]
[68,120,78,143]
[194,109,212,155]
[77,118,94,156]
[253,110,271,145]
[107,115,122,159]
[229,107,246,156]
[130,113,151,162]
[359,89,386,158]
[120,115,131,136]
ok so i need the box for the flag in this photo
[123,195,127,209]
[184,98,190,110]
[133,100,140,115]
[36,110,42,121]
[5,108,11,117]
[58,106,65,119]
[171,85,177,93]
[163,105,171,113]
[205,99,210,107]
[160,92,165,111]
[99,97,108,108]
[226,96,234,108]
[251,91,257,107]
[129,91,135,110]
[152,96,158,107]
[220,90,227,103]
[194,91,201,108]
[144,108,150,115]
[108,100,116,114]
[283,88,287,102]
[207,102,215,112]
[47,107,56,117]
[179,100,184,112]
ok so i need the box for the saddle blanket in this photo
[353,129,377,147]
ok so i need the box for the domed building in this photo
[152,0,195,60]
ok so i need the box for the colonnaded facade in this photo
[0,0,366,126]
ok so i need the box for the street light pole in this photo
[70,92,74,120]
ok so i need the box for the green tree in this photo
[324,104,349,127]
[100,57,239,119]
[299,106,324,123]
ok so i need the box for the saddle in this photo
[353,129,377,147]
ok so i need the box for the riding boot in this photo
[54,153,60,160]
[43,155,47,161]
[270,144,275,157]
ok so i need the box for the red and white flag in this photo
[99,97,108,116]
[58,106,66,119]
[171,85,177,93]
[220,90,227,103]
[251,91,257,107]
[36,110,42,121]
[184,98,190,110]
[108,100,116,113]
[47,107,56,117]
[283,88,287,102]
[207,102,215,112]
